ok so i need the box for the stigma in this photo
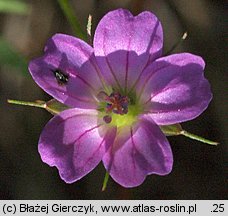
[105,92,129,115]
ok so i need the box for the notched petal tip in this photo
[94,8,163,92]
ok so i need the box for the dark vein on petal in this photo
[137,64,171,101]
[142,123,170,173]
[138,56,190,101]
[125,35,131,94]
[129,20,160,93]
[105,57,122,91]
[143,83,182,105]
[89,57,108,90]
[73,73,97,92]
[129,55,150,94]
[72,124,106,173]
[146,20,160,53]
[41,78,96,104]
[77,43,107,89]
[125,50,130,94]
[54,113,97,128]
[79,137,105,171]
[102,29,122,91]
[131,126,151,174]
[75,124,102,145]
[56,88,96,103]
[130,127,137,174]
[61,68,96,93]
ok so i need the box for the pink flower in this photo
[28,9,212,187]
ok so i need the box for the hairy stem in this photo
[180,130,218,146]
[7,99,46,108]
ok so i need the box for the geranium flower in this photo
[28,9,212,187]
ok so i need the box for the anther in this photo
[103,115,112,124]
[105,92,129,115]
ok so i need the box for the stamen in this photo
[105,92,129,115]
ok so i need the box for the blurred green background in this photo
[0,0,227,199]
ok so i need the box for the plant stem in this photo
[102,171,110,192]
[57,0,86,40]
[165,31,188,55]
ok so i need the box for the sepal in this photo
[160,124,182,136]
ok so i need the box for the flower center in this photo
[98,91,142,128]
[105,92,129,115]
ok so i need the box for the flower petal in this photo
[102,116,173,187]
[38,108,116,183]
[94,9,163,90]
[29,33,103,108]
[139,53,212,125]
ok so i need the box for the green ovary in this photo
[109,104,142,128]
